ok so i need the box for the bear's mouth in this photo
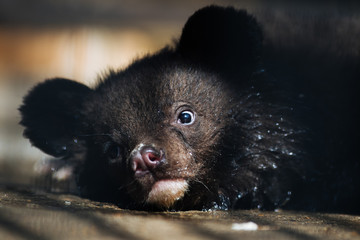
[146,178,188,208]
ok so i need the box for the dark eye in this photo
[105,143,121,161]
[177,110,195,125]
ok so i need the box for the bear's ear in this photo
[19,78,92,157]
[177,5,263,78]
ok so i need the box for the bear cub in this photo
[20,6,305,211]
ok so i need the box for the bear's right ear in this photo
[176,5,263,79]
[19,78,92,157]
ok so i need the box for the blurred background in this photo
[0,0,359,186]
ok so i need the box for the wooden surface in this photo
[0,185,359,240]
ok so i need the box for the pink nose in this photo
[131,146,165,176]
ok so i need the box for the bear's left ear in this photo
[19,78,92,157]
[176,5,263,78]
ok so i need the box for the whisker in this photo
[192,179,212,194]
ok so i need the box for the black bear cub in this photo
[20,6,304,210]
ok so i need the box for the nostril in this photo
[148,153,158,162]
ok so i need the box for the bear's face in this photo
[82,64,235,208]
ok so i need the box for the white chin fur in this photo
[146,179,188,208]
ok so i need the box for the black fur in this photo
[19,6,359,212]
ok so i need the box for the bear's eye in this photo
[105,143,121,160]
[108,145,120,159]
[177,110,195,125]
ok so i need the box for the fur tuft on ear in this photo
[19,78,92,157]
[177,5,263,78]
